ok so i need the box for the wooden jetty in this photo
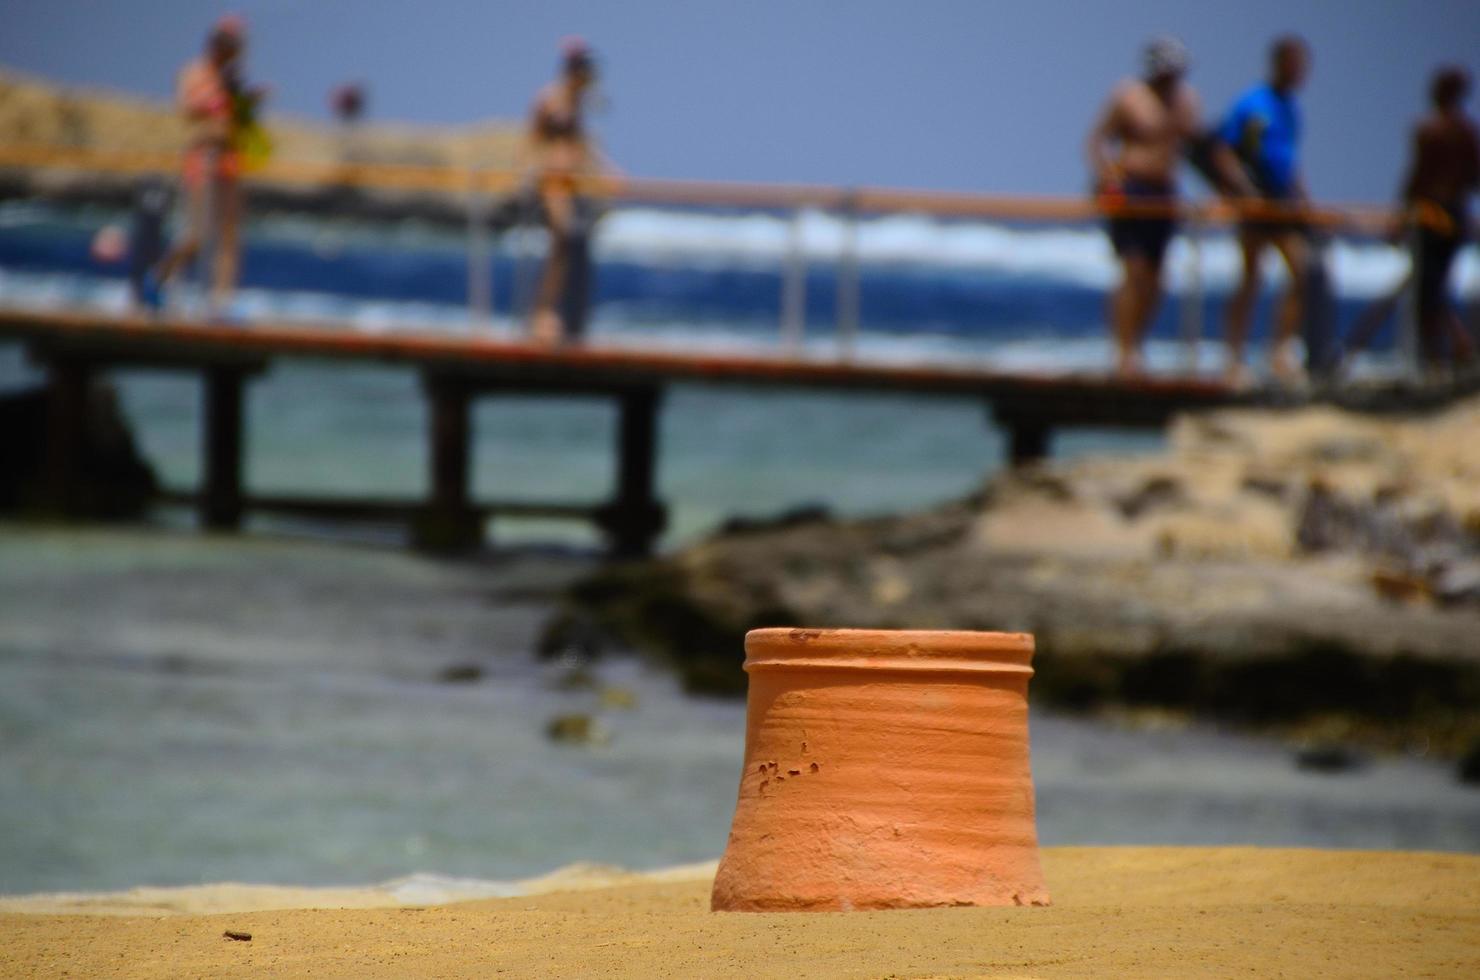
[12,307,1476,557]
[0,306,1251,556]
[3,145,1465,556]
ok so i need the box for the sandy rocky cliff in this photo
[0,68,521,216]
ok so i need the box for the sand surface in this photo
[3,848,1477,978]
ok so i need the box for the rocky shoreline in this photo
[544,397,1480,761]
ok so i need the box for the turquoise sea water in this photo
[0,527,1476,896]
[2,204,1475,897]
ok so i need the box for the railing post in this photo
[835,192,860,360]
[42,356,92,516]
[1179,204,1204,374]
[467,167,493,325]
[512,192,540,326]
[1399,223,1422,379]
[414,372,481,552]
[780,208,807,354]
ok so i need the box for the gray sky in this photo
[2,0,1477,201]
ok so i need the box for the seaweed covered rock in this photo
[545,396,1480,751]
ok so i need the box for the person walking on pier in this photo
[1397,66,1479,374]
[1087,36,1203,377]
[148,15,265,316]
[524,38,611,345]
[1213,36,1313,387]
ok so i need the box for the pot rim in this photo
[744,627,1034,676]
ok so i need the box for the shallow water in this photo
[1,526,1475,896]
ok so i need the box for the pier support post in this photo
[1007,422,1051,466]
[988,400,1054,467]
[415,373,482,552]
[597,385,667,558]
[42,357,92,517]
[201,366,246,530]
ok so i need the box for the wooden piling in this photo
[42,357,91,516]
[201,366,246,530]
[414,372,482,552]
[598,385,667,558]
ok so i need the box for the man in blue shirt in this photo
[1214,36,1312,385]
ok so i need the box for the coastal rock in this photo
[1459,742,1480,786]
[437,663,483,684]
[545,713,610,746]
[0,382,158,519]
[548,396,1480,751]
[1294,742,1372,774]
[598,685,638,710]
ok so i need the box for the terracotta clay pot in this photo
[711,628,1049,911]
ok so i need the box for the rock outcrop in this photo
[544,397,1480,752]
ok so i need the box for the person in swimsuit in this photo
[1087,36,1202,377]
[525,38,609,344]
[1399,66,1479,373]
[1213,36,1313,386]
[150,15,261,315]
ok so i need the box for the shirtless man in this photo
[1087,36,1202,377]
[150,15,260,314]
[1400,66,1479,372]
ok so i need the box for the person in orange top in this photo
[149,15,261,314]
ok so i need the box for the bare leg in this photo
[1112,254,1162,376]
[1223,229,1263,386]
[210,178,241,311]
[153,179,208,285]
[1269,230,1310,383]
[1134,255,1165,357]
[531,188,573,344]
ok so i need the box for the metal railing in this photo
[0,142,1443,373]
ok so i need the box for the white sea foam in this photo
[594,206,1477,300]
[0,862,722,915]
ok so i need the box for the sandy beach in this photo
[3,848,1477,978]
[7,5,1480,978]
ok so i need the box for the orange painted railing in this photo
[0,142,1395,232]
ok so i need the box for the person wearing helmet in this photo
[1087,36,1203,377]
